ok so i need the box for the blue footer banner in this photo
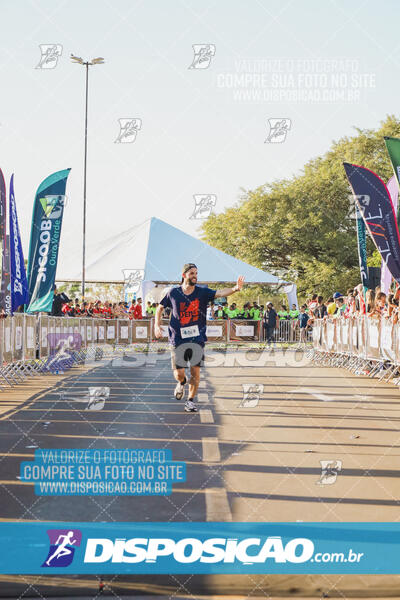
[0,522,399,574]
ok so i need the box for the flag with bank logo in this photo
[9,175,29,312]
[355,202,369,291]
[27,169,70,313]
[343,162,400,284]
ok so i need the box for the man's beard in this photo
[188,277,197,285]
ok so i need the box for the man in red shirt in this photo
[128,300,136,319]
[133,297,143,320]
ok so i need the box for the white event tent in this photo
[56,217,298,305]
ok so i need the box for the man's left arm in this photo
[215,276,245,298]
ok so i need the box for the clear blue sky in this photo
[0,0,398,264]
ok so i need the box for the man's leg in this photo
[184,344,204,412]
[188,365,200,399]
[173,367,186,384]
[171,347,187,400]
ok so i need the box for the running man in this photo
[45,531,77,566]
[154,263,245,412]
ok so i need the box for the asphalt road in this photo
[0,346,400,597]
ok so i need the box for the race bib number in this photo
[180,325,200,339]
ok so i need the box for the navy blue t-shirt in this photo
[160,285,216,347]
[299,313,309,328]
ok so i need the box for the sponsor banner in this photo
[326,320,336,351]
[118,319,131,344]
[0,235,11,315]
[229,320,260,341]
[0,521,399,574]
[132,320,151,342]
[381,318,396,362]
[343,162,400,283]
[381,176,399,293]
[152,319,169,342]
[205,320,227,341]
[355,203,369,291]
[27,169,70,313]
[24,314,36,360]
[0,168,8,312]
[341,318,350,353]
[9,175,30,312]
[366,318,380,358]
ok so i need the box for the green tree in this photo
[201,115,400,298]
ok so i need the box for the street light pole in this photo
[71,54,104,299]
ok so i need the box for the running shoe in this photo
[184,399,198,412]
[174,377,186,400]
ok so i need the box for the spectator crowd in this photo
[46,284,395,346]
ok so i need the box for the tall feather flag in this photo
[381,176,399,293]
[0,169,11,314]
[9,175,30,312]
[343,162,400,285]
[384,136,400,195]
[27,169,70,313]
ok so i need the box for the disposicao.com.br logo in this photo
[84,535,313,564]
[32,525,367,574]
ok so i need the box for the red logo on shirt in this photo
[180,299,199,326]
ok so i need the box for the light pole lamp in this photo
[71,54,104,299]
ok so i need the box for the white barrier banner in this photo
[27,327,35,349]
[5,327,11,352]
[369,322,379,348]
[136,326,148,339]
[41,327,48,348]
[120,326,129,339]
[342,322,349,344]
[326,322,334,349]
[206,325,223,337]
[15,327,22,350]
[235,325,254,337]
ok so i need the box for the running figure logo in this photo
[188,44,216,69]
[239,383,264,408]
[42,529,82,567]
[36,44,63,69]
[265,118,291,143]
[115,118,142,143]
[316,460,342,485]
[189,195,217,219]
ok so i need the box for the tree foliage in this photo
[201,115,400,299]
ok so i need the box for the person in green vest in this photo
[249,301,258,319]
[226,303,238,319]
[240,303,251,319]
[252,305,262,320]
[289,304,299,319]
[215,304,225,319]
[278,305,289,320]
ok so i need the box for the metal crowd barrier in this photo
[310,316,400,383]
[0,315,304,392]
